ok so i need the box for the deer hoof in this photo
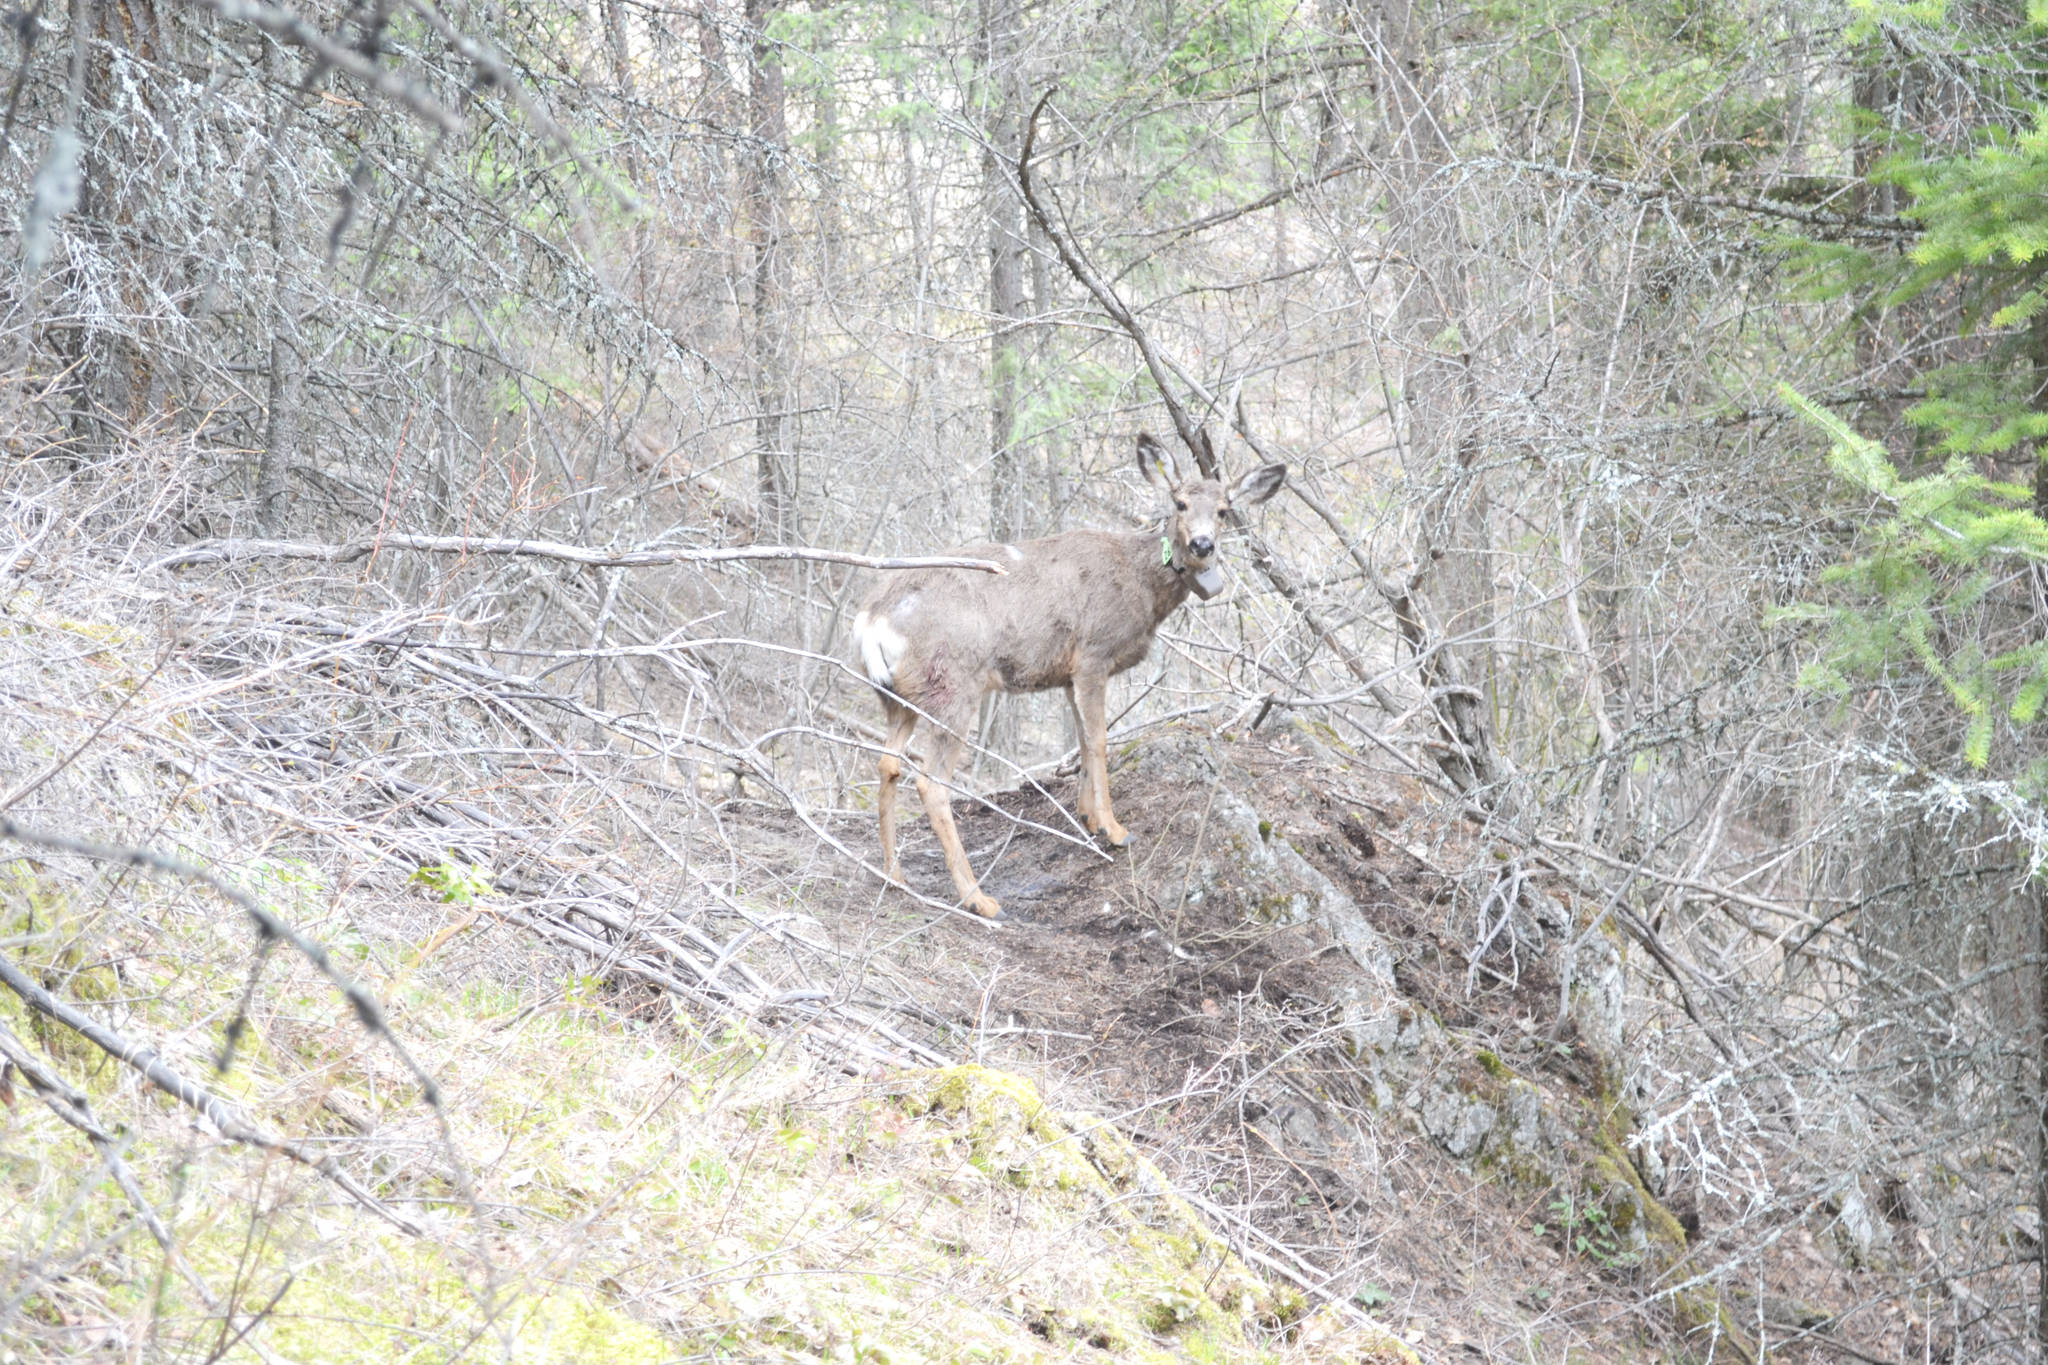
[1100,818,1129,848]
[966,893,1005,920]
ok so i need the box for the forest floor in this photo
[724,722,1867,1365]
[0,569,1890,1365]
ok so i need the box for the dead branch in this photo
[0,951,425,1235]
[1016,90,1218,475]
[1014,92,1422,732]
[1113,154,1369,261]
[0,1021,190,1269]
[184,0,462,132]
[0,817,448,1115]
[1464,156,1916,238]
[152,536,1007,575]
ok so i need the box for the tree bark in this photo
[2037,880,2048,1358]
[255,44,301,536]
[744,0,795,540]
[257,305,302,538]
[981,0,1027,542]
[1356,0,1510,800]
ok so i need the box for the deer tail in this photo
[852,610,907,691]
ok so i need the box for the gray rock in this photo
[1419,1082,1498,1159]
[1829,1179,1890,1265]
[1566,928,1627,1082]
[1199,786,1396,992]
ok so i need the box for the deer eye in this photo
[1174,500,1188,511]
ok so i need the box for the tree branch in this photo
[153,536,1007,574]
[1017,89,1216,475]
[0,817,447,1118]
[0,1021,191,1266]
[0,949,424,1234]
[1466,156,1918,238]
[1114,155,1367,255]
[180,0,461,133]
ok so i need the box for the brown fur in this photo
[853,434,1285,918]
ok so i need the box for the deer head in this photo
[1136,431,1287,600]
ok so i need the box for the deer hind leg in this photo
[1064,682,1100,830]
[875,696,918,883]
[1073,673,1128,847]
[912,716,1002,918]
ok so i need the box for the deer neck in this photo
[1153,531,1224,604]
[1134,530,1198,620]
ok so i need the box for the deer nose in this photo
[1189,535,1215,559]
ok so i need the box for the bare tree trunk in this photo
[2037,879,2048,1358]
[1028,210,1064,525]
[745,0,794,540]
[430,327,453,531]
[981,0,1027,542]
[1357,0,1510,800]
[603,0,649,306]
[257,300,302,537]
[1851,53,1897,441]
[58,0,107,460]
[811,0,844,278]
[255,47,301,537]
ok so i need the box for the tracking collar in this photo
[1162,535,1225,601]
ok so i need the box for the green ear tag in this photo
[1161,536,1173,566]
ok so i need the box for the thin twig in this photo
[180,0,461,132]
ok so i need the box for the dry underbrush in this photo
[0,447,1425,1363]
[0,445,1927,1365]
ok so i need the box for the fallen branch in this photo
[152,535,1007,575]
[0,950,425,1235]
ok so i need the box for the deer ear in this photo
[1231,462,1286,506]
[1136,432,1179,490]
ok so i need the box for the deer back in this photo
[853,528,1186,714]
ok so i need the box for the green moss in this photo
[245,1241,671,1365]
[1475,1049,1509,1080]
[1302,719,1352,753]
[901,1064,1385,1358]
[497,1287,676,1364]
[4,800,1422,1365]
[1583,1107,1755,1360]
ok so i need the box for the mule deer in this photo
[852,433,1285,918]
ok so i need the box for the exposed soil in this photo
[698,718,1898,1364]
[726,723,1731,1363]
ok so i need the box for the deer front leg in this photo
[1064,682,1100,830]
[875,697,918,883]
[912,726,1003,919]
[1072,673,1127,847]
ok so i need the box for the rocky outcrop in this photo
[1130,729,1752,1361]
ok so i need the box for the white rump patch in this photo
[853,610,909,690]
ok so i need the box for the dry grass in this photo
[2,848,1415,1363]
[0,440,1430,1364]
